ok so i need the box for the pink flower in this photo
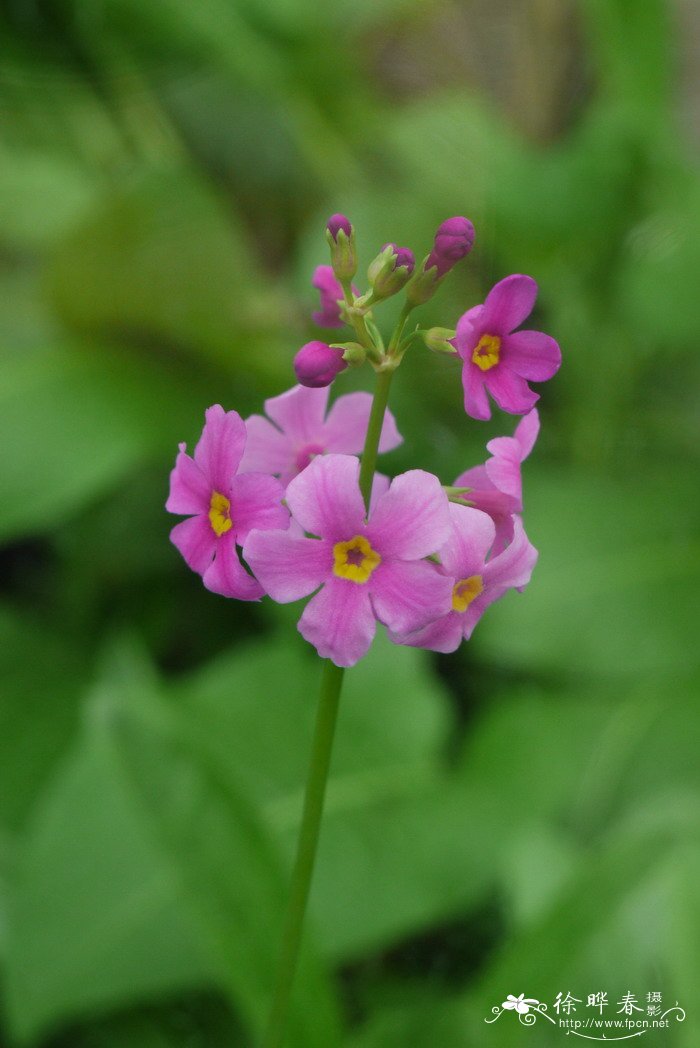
[426,216,475,277]
[455,274,561,420]
[166,405,289,599]
[239,383,402,487]
[312,265,346,328]
[454,409,539,554]
[391,504,537,653]
[243,455,454,667]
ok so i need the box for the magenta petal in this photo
[238,415,290,475]
[439,504,495,578]
[286,453,365,540]
[367,470,451,560]
[462,363,492,421]
[264,384,330,443]
[193,405,247,491]
[323,393,402,455]
[514,408,540,459]
[228,472,288,543]
[299,578,376,667]
[170,514,216,575]
[481,274,538,333]
[393,611,465,654]
[454,306,482,360]
[371,560,453,635]
[243,529,331,602]
[483,517,538,591]
[484,367,539,415]
[203,531,263,601]
[166,444,210,514]
[503,330,561,381]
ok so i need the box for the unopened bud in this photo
[294,340,348,388]
[425,217,475,277]
[423,327,457,354]
[325,213,357,281]
[368,242,415,301]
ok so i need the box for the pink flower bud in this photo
[426,216,475,277]
[294,341,348,388]
[326,213,352,241]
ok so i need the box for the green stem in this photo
[261,659,344,1048]
[358,368,394,509]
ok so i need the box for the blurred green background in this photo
[1,0,699,1045]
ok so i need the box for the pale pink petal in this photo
[503,330,561,381]
[228,473,288,543]
[166,444,210,514]
[203,531,263,601]
[369,472,390,512]
[264,384,329,444]
[285,453,366,540]
[366,470,452,560]
[323,392,402,454]
[438,504,495,577]
[238,415,290,475]
[462,363,492,421]
[484,366,539,415]
[484,438,522,501]
[298,578,376,667]
[371,560,453,636]
[513,408,540,458]
[453,463,493,492]
[193,405,247,491]
[393,611,465,654]
[243,529,330,601]
[492,514,516,557]
[481,274,537,333]
[170,514,216,575]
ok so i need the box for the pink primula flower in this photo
[455,274,561,421]
[239,384,402,487]
[311,265,346,328]
[392,503,537,653]
[454,409,539,554]
[166,405,289,599]
[243,454,454,667]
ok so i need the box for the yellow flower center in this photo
[332,535,381,584]
[452,575,484,612]
[208,491,233,537]
[471,333,501,371]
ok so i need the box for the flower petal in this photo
[238,415,290,475]
[228,472,288,543]
[503,330,561,381]
[462,362,492,421]
[323,393,402,455]
[392,611,465,654]
[243,530,331,602]
[484,366,539,415]
[484,438,522,501]
[298,578,376,667]
[481,274,538,333]
[203,531,263,601]
[483,517,538,591]
[170,514,216,575]
[438,504,495,578]
[286,453,366,540]
[193,405,247,491]
[366,470,452,560]
[264,384,329,443]
[514,408,540,459]
[166,444,210,515]
[371,559,453,635]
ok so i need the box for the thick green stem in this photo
[261,660,344,1048]
[358,368,394,509]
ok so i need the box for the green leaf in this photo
[5,641,340,1047]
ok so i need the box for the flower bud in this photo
[367,242,416,301]
[422,327,457,354]
[294,340,348,388]
[426,217,475,277]
[338,342,366,366]
[325,213,357,281]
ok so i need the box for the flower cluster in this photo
[167,214,560,667]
